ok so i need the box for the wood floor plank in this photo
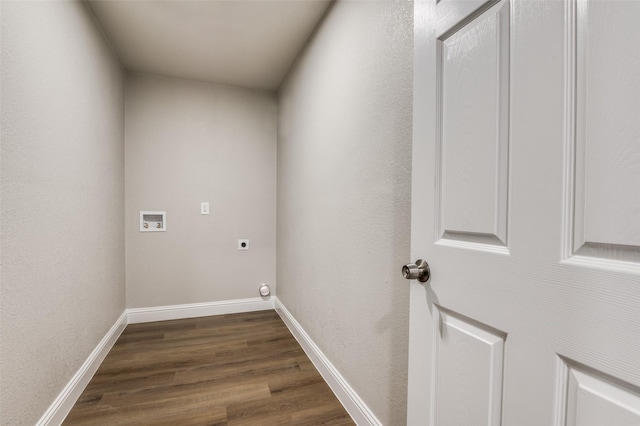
[173,357,303,386]
[65,393,229,425]
[226,381,342,425]
[64,310,354,425]
[291,403,356,426]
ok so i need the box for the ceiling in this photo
[87,0,333,92]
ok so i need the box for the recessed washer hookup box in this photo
[140,211,166,232]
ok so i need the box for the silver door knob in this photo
[402,259,430,282]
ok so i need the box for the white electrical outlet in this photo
[201,202,209,215]
[238,239,249,250]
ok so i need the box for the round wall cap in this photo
[259,284,271,297]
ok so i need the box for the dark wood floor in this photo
[64,310,354,425]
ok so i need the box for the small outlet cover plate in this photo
[201,202,210,215]
[238,239,249,250]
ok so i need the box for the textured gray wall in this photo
[0,2,125,424]
[125,74,277,308]
[277,1,413,424]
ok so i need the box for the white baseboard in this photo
[274,298,382,426]
[126,297,275,324]
[36,311,128,426]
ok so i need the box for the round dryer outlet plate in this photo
[259,284,270,297]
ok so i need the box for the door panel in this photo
[439,0,510,247]
[433,308,506,426]
[409,0,640,425]
[573,0,640,262]
[563,364,640,426]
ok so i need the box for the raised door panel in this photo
[572,0,640,263]
[560,362,640,426]
[438,0,510,248]
[433,308,506,426]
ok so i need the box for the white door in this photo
[407,0,640,424]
